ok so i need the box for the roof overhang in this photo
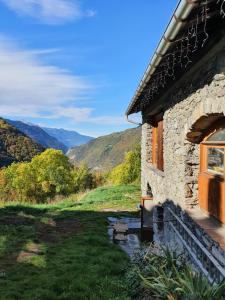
[126,0,225,116]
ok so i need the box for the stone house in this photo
[126,0,225,283]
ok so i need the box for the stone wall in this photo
[141,37,225,209]
[141,117,165,201]
[153,201,225,281]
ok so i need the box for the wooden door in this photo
[199,126,225,223]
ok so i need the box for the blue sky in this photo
[0,0,178,137]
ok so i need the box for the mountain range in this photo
[1,118,141,171]
[7,119,68,153]
[0,118,44,167]
[6,119,93,152]
[43,127,93,149]
[67,127,141,171]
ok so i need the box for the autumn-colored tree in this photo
[31,149,73,199]
[71,163,93,192]
[0,148,103,203]
[109,145,141,185]
[6,162,37,202]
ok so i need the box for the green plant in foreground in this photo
[126,247,225,300]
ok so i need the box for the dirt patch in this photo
[26,242,44,254]
[36,218,82,243]
[17,250,38,263]
[16,242,45,263]
[0,216,82,270]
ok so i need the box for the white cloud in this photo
[31,106,126,126]
[0,37,91,116]
[0,0,96,24]
[0,37,126,127]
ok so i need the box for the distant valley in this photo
[67,127,141,171]
[7,119,93,153]
[43,127,93,149]
[2,118,141,171]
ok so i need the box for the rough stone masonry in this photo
[141,37,225,209]
[140,36,225,272]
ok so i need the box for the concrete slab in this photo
[119,234,140,257]
[113,223,128,232]
[108,216,141,258]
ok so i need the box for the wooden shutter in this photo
[157,120,164,171]
[152,126,158,167]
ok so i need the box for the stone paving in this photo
[107,216,141,257]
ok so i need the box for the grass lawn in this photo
[0,185,140,300]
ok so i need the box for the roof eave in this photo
[126,0,199,116]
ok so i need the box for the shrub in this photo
[92,171,106,188]
[71,163,93,192]
[125,247,225,300]
[109,144,141,185]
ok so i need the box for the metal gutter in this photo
[126,115,142,126]
[126,0,199,116]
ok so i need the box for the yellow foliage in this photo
[109,144,141,185]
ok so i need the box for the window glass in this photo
[207,129,225,142]
[207,147,224,175]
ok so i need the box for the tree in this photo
[31,149,73,199]
[71,163,93,192]
[109,144,141,185]
[0,148,102,203]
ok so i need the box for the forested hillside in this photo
[0,119,44,167]
[7,119,68,153]
[67,127,141,170]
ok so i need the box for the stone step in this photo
[113,223,128,233]
[114,234,127,242]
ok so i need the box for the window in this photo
[207,147,224,175]
[207,128,225,142]
[201,128,225,177]
[152,118,164,171]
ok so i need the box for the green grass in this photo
[0,185,140,300]
[76,185,140,211]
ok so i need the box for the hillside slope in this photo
[7,120,68,153]
[0,119,44,167]
[67,127,141,170]
[43,127,93,148]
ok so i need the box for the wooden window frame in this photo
[198,120,225,223]
[151,116,164,171]
[201,144,225,177]
[200,120,225,176]
[200,125,225,178]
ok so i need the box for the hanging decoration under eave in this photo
[135,0,225,113]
